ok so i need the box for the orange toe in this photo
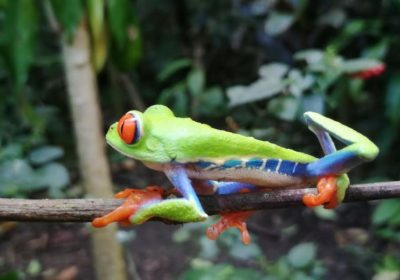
[92,187,164,227]
[302,176,337,209]
[206,211,254,245]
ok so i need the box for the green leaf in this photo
[49,0,83,40]
[179,264,263,280]
[265,12,295,36]
[158,83,188,116]
[363,39,389,59]
[258,63,289,80]
[318,8,346,28]
[108,0,142,70]
[227,78,286,107]
[0,159,42,195]
[0,159,35,183]
[287,242,316,268]
[373,271,400,280]
[294,49,324,65]
[198,236,219,260]
[28,146,64,165]
[0,271,21,280]
[198,87,225,117]
[300,93,325,115]
[172,227,191,243]
[180,264,234,280]
[87,0,104,39]
[229,242,262,261]
[313,206,337,221]
[187,68,205,97]
[287,70,314,97]
[292,272,314,280]
[0,0,39,87]
[91,22,108,72]
[36,162,70,191]
[372,199,400,225]
[158,58,192,82]
[268,96,299,121]
[377,255,400,272]
[87,0,107,72]
[107,0,129,49]
[385,74,400,126]
[229,269,263,280]
[342,58,383,74]
[26,259,41,277]
[0,143,23,161]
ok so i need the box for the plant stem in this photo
[0,181,398,222]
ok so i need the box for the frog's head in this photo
[105,105,175,162]
[106,110,145,158]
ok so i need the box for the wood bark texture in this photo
[0,181,398,222]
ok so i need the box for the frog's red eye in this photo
[117,112,142,145]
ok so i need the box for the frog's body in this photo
[93,105,378,244]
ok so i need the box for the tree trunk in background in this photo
[61,21,127,280]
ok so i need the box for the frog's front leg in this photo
[92,165,208,227]
[92,186,165,227]
[128,164,208,224]
[302,112,379,208]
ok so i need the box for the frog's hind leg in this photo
[302,175,349,209]
[302,112,378,208]
[206,181,256,245]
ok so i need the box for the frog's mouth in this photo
[106,138,136,159]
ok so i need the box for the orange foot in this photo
[303,176,338,209]
[92,186,165,227]
[206,211,254,245]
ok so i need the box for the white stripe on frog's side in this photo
[275,159,282,172]
[292,162,298,173]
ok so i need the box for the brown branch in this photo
[0,181,399,223]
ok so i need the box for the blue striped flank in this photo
[195,161,215,169]
[265,159,279,172]
[245,158,264,169]
[278,160,295,175]
[292,162,308,176]
[194,158,310,177]
[222,159,243,168]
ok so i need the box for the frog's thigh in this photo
[130,198,207,224]
[212,181,256,195]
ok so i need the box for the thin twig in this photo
[0,181,399,223]
[119,74,146,111]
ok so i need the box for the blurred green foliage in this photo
[0,0,399,279]
[175,222,325,280]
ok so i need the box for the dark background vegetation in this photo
[0,1,399,279]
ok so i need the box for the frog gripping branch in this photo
[92,105,378,245]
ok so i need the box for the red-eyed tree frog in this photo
[92,105,379,244]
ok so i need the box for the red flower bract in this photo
[351,63,386,79]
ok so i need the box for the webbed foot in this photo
[206,211,254,245]
[92,186,164,227]
[302,176,338,209]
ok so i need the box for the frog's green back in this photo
[143,105,316,163]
